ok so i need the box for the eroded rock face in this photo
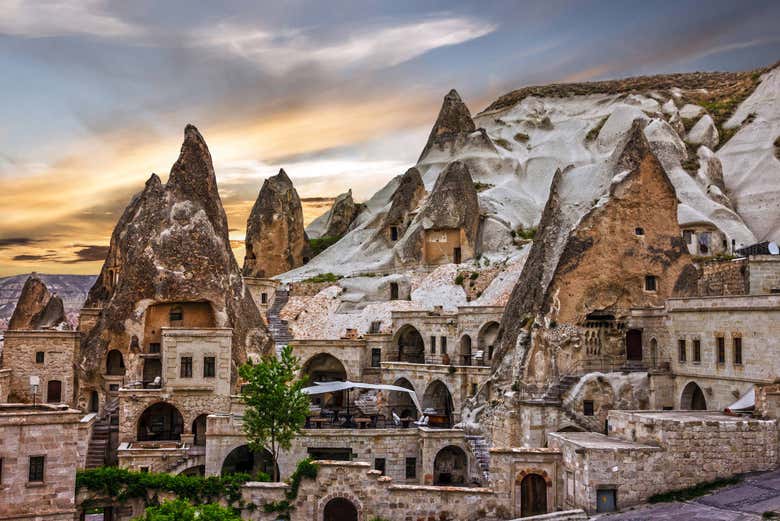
[686,114,719,149]
[8,275,69,330]
[243,169,309,277]
[378,167,426,241]
[321,189,361,238]
[83,125,270,385]
[395,161,479,265]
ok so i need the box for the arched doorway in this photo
[137,402,183,441]
[681,382,707,410]
[422,380,454,428]
[221,445,278,479]
[433,445,468,485]
[520,474,548,517]
[649,337,658,368]
[390,378,418,419]
[46,380,62,403]
[395,325,425,364]
[192,414,208,446]
[142,359,162,388]
[478,322,500,364]
[302,353,347,408]
[459,335,472,365]
[106,350,126,375]
[626,329,643,361]
[323,497,358,521]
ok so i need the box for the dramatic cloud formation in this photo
[1,0,779,275]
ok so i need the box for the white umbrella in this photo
[725,387,755,413]
[303,380,422,414]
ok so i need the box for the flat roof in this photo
[550,431,659,450]
[613,410,756,422]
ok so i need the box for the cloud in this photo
[71,245,109,262]
[0,237,39,249]
[0,0,138,39]
[12,253,56,262]
[201,16,496,74]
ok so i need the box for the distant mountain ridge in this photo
[0,273,96,322]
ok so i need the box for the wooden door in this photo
[626,329,643,361]
[520,474,547,517]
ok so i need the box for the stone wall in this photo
[161,328,232,396]
[748,255,780,294]
[0,404,87,520]
[243,277,278,318]
[696,258,748,296]
[2,330,80,405]
[291,339,366,383]
[0,368,10,402]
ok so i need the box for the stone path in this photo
[594,468,780,520]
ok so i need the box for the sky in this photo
[1,0,779,276]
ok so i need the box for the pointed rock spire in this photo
[322,189,361,238]
[418,89,476,161]
[243,169,309,278]
[9,275,68,330]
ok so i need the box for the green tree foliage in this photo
[133,499,241,521]
[239,345,310,482]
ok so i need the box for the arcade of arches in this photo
[302,353,347,408]
[422,380,454,428]
[221,445,277,478]
[478,321,499,362]
[389,377,418,419]
[137,402,183,441]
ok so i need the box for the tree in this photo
[239,344,310,482]
[134,499,241,521]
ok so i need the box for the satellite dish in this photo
[769,242,779,255]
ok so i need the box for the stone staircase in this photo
[465,434,491,483]
[542,375,582,402]
[267,288,293,354]
[85,396,119,468]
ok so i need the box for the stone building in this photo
[0,403,93,521]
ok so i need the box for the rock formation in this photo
[396,160,480,265]
[243,169,309,278]
[8,275,69,330]
[321,190,361,238]
[686,114,719,149]
[83,125,270,383]
[378,167,426,242]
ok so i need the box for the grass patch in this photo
[303,272,341,284]
[775,136,780,160]
[494,137,512,150]
[474,181,494,192]
[308,235,341,257]
[513,132,530,143]
[454,274,465,285]
[762,512,779,519]
[515,226,537,240]
[648,475,741,503]
[586,116,608,141]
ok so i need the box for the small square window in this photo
[405,457,417,479]
[203,356,216,378]
[169,306,183,322]
[261,292,268,304]
[28,456,44,482]
[716,337,725,364]
[149,342,161,354]
[693,339,701,363]
[678,339,686,363]
[140,466,149,473]
[35,351,44,364]
[644,275,657,292]
[374,457,386,475]
[733,337,743,365]
[583,400,595,416]
[180,356,193,378]
[635,227,644,236]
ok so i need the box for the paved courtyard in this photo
[595,468,780,520]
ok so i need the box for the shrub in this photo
[134,499,241,521]
[308,236,342,257]
[513,132,530,143]
[454,274,465,285]
[473,182,495,192]
[515,227,537,240]
[494,137,512,150]
[648,475,741,503]
[303,272,341,284]
[470,272,479,280]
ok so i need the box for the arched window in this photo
[137,402,184,441]
[106,350,126,375]
[433,446,468,485]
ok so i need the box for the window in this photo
[261,292,268,304]
[635,227,645,236]
[693,339,701,363]
[733,337,742,365]
[149,342,161,354]
[169,306,183,322]
[471,383,478,396]
[644,275,657,292]
[203,356,216,378]
[430,336,436,354]
[28,456,44,482]
[678,339,686,363]
[390,282,399,300]
[369,321,381,334]
[699,232,711,255]
[391,226,399,241]
[440,337,447,354]
[716,337,725,364]
[583,400,595,416]
[405,457,417,479]
[374,458,386,475]
[683,230,693,244]
[35,351,44,364]
[180,356,193,378]
[140,466,149,473]
[371,348,381,368]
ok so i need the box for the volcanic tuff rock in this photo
[378,167,426,241]
[418,89,476,160]
[320,190,361,238]
[83,125,270,381]
[395,160,480,265]
[8,275,69,330]
[243,169,310,278]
